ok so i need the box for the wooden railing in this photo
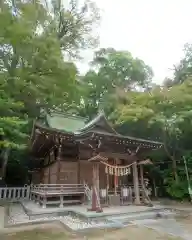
[0,184,152,206]
[31,184,85,194]
[0,185,30,200]
[83,183,91,202]
[30,184,86,208]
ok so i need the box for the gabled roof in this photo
[75,111,119,135]
[41,110,119,136]
[33,110,163,149]
[45,111,87,133]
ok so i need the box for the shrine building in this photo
[29,110,162,210]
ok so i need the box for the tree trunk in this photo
[163,127,178,183]
[1,148,10,181]
[172,151,178,183]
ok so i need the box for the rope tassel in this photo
[101,161,134,176]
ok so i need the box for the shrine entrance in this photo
[101,160,134,195]
[30,110,163,210]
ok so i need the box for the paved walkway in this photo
[22,201,162,218]
[0,207,4,229]
[132,218,192,240]
[1,201,192,239]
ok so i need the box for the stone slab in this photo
[21,200,164,219]
[0,207,5,229]
[108,195,121,206]
[6,203,120,230]
[132,218,192,240]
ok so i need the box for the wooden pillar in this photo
[40,169,44,184]
[48,153,51,184]
[153,179,157,198]
[88,162,102,212]
[114,167,117,195]
[77,146,81,184]
[95,163,100,193]
[90,164,97,211]
[56,144,62,184]
[48,167,51,184]
[114,159,118,195]
[139,164,145,202]
[132,161,140,204]
[106,166,109,191]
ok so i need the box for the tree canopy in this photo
[1,0,192,199]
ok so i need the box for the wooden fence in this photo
[0,185,30,201]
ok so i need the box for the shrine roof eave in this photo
[33,121,74,137]
[75,131,163,149]
[31,121,163,150]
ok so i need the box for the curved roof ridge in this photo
[78,110,119,135]
[49,110,87,121]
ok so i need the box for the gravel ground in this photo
[0,223,182,240]
[175,214,192,235]
[7,204,111,230]
[4,203,192,239]
[131,218,191,240]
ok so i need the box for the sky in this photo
[78,0,192,84]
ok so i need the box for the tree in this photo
[91,48,153,89]
[48,0,100,58]
[0,0,100,118]
[0,90,28,180]
[163,43,192,86]
[111,79,192,198]
[0,0,100,183]
[79,48,153,118]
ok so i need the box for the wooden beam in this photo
[138,159,153,165]
[100,151,138,162]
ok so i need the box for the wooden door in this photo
[80,160,93,187]
[59,161,78,184]
[42,167,49,184]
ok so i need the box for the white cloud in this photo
[78,0,192,83]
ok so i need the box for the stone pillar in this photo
[42,196,47,208]
[36,194,40,205]
[132,162,140,204]
[59,195,64,208]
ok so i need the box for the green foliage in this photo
[0,0,100,184]
[1,0,100,118]
[165,180,188,199]
[49,0,100,56]
[1,0,192,200]
[109,80,192,199]
[0,87,27,150]
[79,48,153,118]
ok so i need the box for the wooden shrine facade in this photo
[30,110,162,206]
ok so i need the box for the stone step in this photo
[107,210,175,224]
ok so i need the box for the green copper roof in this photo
[34,110,163,147]
[44,111,118,135]
[46,112,87,132]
